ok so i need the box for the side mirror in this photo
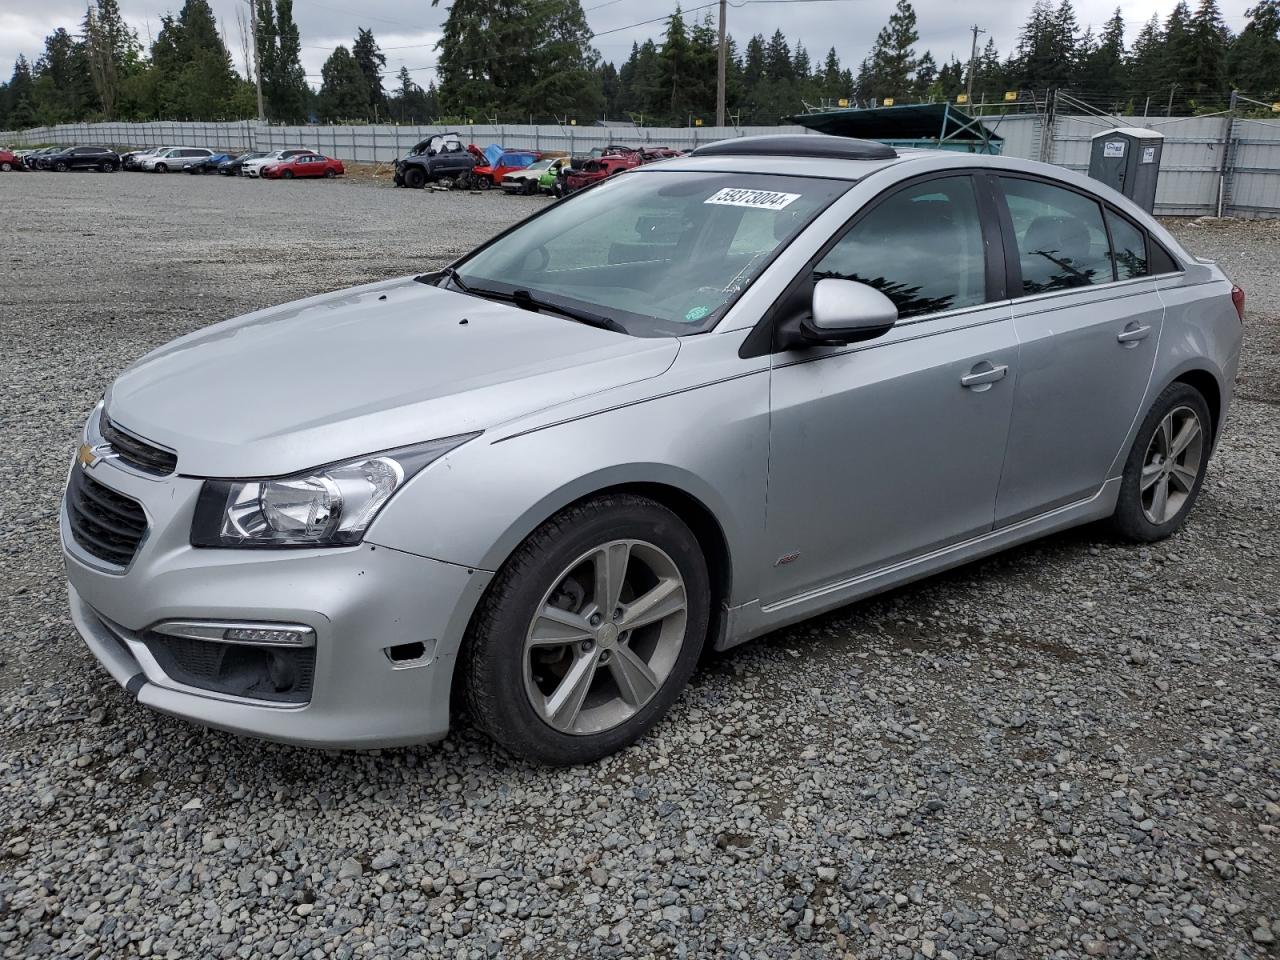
[799,278,898,345]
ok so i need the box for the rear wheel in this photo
[404,166,426,189]
[0,162,11,172]
[463,494,710,765]
[1110,382,1213,542]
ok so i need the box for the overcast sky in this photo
[0,0,1257,97]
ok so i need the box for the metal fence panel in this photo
[1227,117,1280,218]
[3,114,1278,218]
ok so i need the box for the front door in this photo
[764,175,1018,605]
[991,177,1165,525]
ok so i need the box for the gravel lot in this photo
[1,171,1277,960]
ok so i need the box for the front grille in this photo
[65,467,148,567]
[143,634,316,704]
[101,416,177,476]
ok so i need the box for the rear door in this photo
[991,175,1164,525]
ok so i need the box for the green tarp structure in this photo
[788,103,1004,154]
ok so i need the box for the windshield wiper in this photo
[507,289,626,333]
[421,269,625,333]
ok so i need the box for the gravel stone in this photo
[1,175,1277,959]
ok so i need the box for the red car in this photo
[561,147,682,194]
[260,153,345,180]
[467,150,541,190]
[0,148,22,172]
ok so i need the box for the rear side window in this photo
[1000,178,1112,293]
[813,176,987,320]
[1106,211,1148,280]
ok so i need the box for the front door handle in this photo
[961,362,1009,390]
[1117,323,1152,344]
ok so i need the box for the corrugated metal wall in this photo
[1229,117,1280,218]
[4,115,1279,217]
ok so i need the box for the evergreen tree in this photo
[317,45,370,120]
[1014,0,1076,89]
[1185,0,1230,100]
[656,7,693,121]
[4,56,37,128]
[269,0,309,121]
[742,34,766,90]
[862,0,918,100]
[1228,1,1280,96]
[764,30,793,83]
[32,28,98,123]
[352,28,387,117]
[1079,7,1127,104]
[1128,14,1166,93]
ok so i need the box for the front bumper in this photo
[61,455,492,748]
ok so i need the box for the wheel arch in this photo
[1171,368,1221,445]
[465,473,737,655]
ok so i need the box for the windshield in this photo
[452,170,848,337]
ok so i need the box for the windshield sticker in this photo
[684,305,711,322]
[704,187,801,211]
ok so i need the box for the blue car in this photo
[185,153,233,175]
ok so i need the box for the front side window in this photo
[454,171,849,337]
[1106,211,1149,280]
[1000,177,1112,294]
[812,176,988,320]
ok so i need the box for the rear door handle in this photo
[1117,323,1152,344]
[961,363,1009,389]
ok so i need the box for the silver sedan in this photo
[62,136,1244,764]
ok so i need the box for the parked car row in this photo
[6,144,345,181]
[392,133,687,197]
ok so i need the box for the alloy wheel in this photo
[523,539,688,736]
[1140,405,1205,525]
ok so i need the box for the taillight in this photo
[1231,285,1245,322]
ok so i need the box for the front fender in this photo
[365,361,770,607]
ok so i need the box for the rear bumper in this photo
[62,455,492,748]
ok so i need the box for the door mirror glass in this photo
[802,279,898,343]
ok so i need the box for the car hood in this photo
[105,277,680,478]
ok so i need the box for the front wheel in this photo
[1110,382,1213,542]
[153,163,167,173]
[100,161,117,172]
[282,170,293,179]
[0,162,11,172]
[54,161,68,172]
[403,166,426,189]
[474,175,491,190]
[463,494,710,765]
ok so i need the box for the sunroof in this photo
[691,135,898,161]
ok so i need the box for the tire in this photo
[1,162,11,172]
[403,166,426,189]
[1109,382,1213,542]
[475,175,491,190]
[324,169,336,178]
[524,180,537,195]
[463,494,711,765]
[100,161,116,172]
[154,163,167,173]
[54,161,68,172]
[282,170,293,179]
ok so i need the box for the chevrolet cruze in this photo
[62,135,1244,764]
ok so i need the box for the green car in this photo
[500,157,571,195]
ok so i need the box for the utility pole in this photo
[965,25,985,107]
[248,0,265,122]
[716,0,727,127]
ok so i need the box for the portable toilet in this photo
[1088,127,1164,213]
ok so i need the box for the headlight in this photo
[191,434,478,548]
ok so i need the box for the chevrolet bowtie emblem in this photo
[78,443,102,469]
